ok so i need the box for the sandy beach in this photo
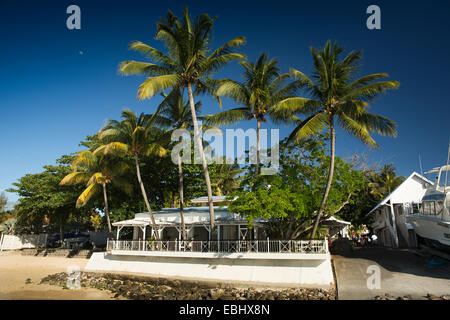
[0,252,118,300]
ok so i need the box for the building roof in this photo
[366,171,433,216]
[190,196,236,204]
[321,216,351,226]
[112,206,268,227]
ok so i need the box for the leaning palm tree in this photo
[118,7,246,231]
[60,147,131,234]
[203,53,299,175]
[273,40,399,239]
[99,109,167,240]
[153,89,200,240]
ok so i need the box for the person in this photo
[371,234,378,244]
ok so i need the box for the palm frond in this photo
[76,183,102,208]
[201,108,249,127]
[59,172,90,186]
[137,75,179,100]
[288,112,328,142]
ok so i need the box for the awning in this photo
[321,216,351,227]
[112,219,150,227]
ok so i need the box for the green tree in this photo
[0,192,7,213]
[8,159,86,242]
[60,147,131,234]
[229,136,364,239]
[203,53,299,175]
[99,109,168,240]
[118,7,246,230]
[273,40,399,238]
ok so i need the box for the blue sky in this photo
[1,0,449,206]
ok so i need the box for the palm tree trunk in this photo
[135,155,160,240]
[256,118,261,176]
[177,136,187,241]
[102,183,112,235]
[187,82,215,232]
[59,225,64,248]
[310,116,336,239]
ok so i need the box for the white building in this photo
[366,172,433,248]
[85,196,334,287]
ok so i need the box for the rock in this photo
[25,278,32,284]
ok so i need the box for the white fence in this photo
[0,234,48,251]
[107,239,328,254]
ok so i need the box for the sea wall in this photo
[85,251,334,288]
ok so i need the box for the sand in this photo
[0,252,119,300]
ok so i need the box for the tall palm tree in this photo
[118,7,246,231]
[59,147,131,234]
[99,109,167,240]
[273,40,399,239]
[153,89,200,240]
[203,53,299,175]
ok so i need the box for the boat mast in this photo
[444,139,450,192]
[443,139,450,214]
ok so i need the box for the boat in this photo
[408,164,450,251]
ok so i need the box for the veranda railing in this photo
[107,239,328,254]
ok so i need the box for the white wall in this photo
[0,234,48,250]
[85,251,334,288]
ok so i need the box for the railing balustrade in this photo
[107,239,328,254]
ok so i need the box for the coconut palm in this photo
[203,53,299,175]
[99,109,168,240]
[368,164,405,200]
[273,40,399,239]
[153,89,200,240]
[118,7,246,231]
[59,147,131,234]
[211,162,244,196]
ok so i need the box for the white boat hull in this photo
[408,214,450,248]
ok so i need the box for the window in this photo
[436,201,444,215]
[422,202,431,215]
[412,203,420,214]
[422,201,439,215]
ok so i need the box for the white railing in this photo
[107,239,328,254]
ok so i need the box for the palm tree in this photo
[99,109,167,240]
[153,89,200,240]
[59,147,131,234]
[273,40,399,239]
[210,158,244,196]
[203,53,299,175]
[368,164,405,199]
[118,7,246,231]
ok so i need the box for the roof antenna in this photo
[419,153,424,176]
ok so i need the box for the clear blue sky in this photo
[1,0,449,206]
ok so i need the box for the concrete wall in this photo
[85,251,334,288]
[0,234,48,250]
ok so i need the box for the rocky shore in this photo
[40,272,336,300]
[373,293,450,300]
